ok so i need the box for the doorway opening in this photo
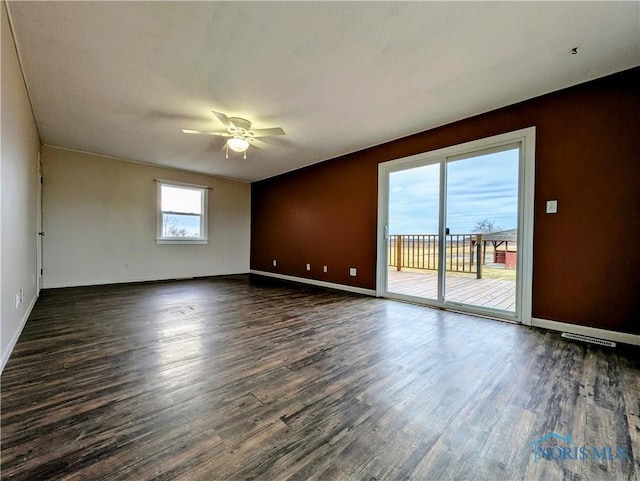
[377,128,535,324]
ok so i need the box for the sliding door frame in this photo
[376,127,536,325]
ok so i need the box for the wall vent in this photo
[561,332,616,348]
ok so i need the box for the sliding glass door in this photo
[377,129,535,323]
[444,146,519,312]
[387,163,441,302]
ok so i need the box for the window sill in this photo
[156,239,209,245]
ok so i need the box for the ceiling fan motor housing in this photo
[228,117,252,138]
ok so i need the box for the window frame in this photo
[156,179,209,244]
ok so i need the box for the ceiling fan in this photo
[183,111,285,158]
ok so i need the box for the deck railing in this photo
[388,234,484,278]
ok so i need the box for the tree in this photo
[164,217,190,237]
[473,218,502,234]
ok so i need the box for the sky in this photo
[163,214,201,237]
[389,148,519,235]
[161,185,202,214]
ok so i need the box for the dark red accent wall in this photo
[251,68,640,334]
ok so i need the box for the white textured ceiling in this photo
[7,1,640,182]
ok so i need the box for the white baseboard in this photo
[1,293,38,374]
[532,317,640,347]
[250,270,377,297]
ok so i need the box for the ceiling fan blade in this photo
[251,127,285,138]
[182,129,230,136]
[212,111,234,129]
[205,137,227,153]
[249,138,268,149]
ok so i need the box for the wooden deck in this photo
[387,268,516,311]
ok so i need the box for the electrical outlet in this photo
[124,263,130,269]
[272,259,277,267]
[306,264,311,271]
[323,265,328,273]
[15,292,21,308]
[349,267,357,277]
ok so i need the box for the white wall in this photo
[1,2,41,371]
[41,146,250,288]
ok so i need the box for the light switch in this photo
[349,267,357,277]
[546,200,558,214]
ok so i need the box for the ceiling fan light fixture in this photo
[227,137,250,153]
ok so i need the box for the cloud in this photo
[388,149,518,234]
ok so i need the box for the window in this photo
[156,180,208,244]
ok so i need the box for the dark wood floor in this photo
[1,275,638,481]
